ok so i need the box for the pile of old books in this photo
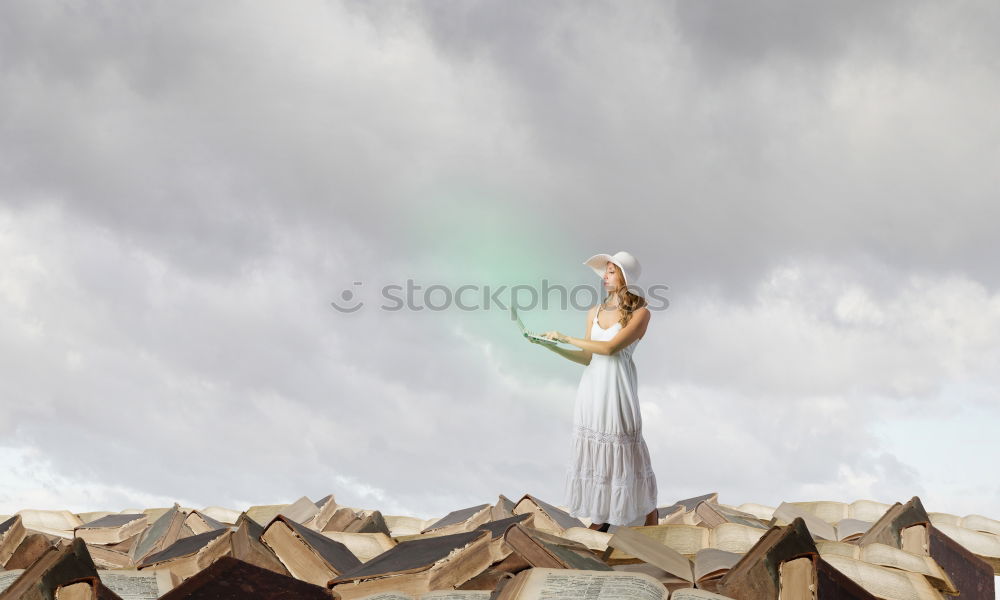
[0,491,997,599]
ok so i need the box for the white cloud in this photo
[3,201,1000,524]
[0,446,192,515]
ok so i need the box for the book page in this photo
[692,548,742,582]
[835,518,872,541]
[817,540,953,592]
[384,515,437,537]
[900,525,927,556]
[607,526,693,582]
[849,500,893,523]
[355,592,491,600]
[709,523,766,554]
[612,562,690,587]
[559,527,612,552]
[55,582,93,600]
[679,512,701,526]
[773,503,836,540]
[960,514,1000,536]
[200,506,241,525]
[516,568,666,600]
[859,544,947,581]
[0,570,27,594]
[787,501,849,524]
[934,523,1000,559]
[16,509,83,531]
[698,504,765,530]
[777,557,813,600]
[653,525,711,556]
[100,569,174,599]
[927,513,961,528]
[609,525,709,559]
[734,504,776,521]
[322,531,396,563]
[822,554,943,600]
[670,588,736,599]
[815,540,862,559]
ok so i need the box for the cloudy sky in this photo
[1,0,999,531]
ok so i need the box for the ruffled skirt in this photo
[562,423,658,526]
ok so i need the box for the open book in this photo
[815,540,956,594]
[602,524,742,591]
[494,568,669,600]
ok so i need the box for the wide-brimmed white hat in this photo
[583,251,643,297]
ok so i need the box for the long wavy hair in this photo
[603,263,647,328]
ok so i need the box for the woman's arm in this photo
[538,342,591,366]
[542,307,650,356]
[530,307,597,366]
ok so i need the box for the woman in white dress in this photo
[534,251,658,531]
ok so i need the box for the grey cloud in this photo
[671,0,917,73]
[4,0,1000,302]
[2,0,1000,521]
[404,0,1000,300]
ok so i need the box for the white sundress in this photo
[562,304,658,526]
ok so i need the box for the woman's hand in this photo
[539,330,569,343]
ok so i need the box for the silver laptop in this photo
[511,305,559,345]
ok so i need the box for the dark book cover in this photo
[0,516,19,539]
[275,516,361,574]
[503,524,611,571]
[77,514,146,529]
[138,528,229,567]
[813,555,879,600]
[0,515,26,567]
[131,505,182,563]
[857,496,929,548]
[928,524,995,600]
[158,556,331,600]
[4,534,54,570]
[188,511,226,532]
[697,502,768,530]
[230,522,291,575]
[230,519,289,576]
[494,495,516,518]
[716,517,818,600]
[659,493,719,517]
[474,513,531,540]
[422,503,491,533]
[331,529,489,583]
[350,511,390,535]
[522,495,584,531]
[235,511,265,541]
[456,553,532,591]
[0,537,99,600]
[657,505,684,520]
